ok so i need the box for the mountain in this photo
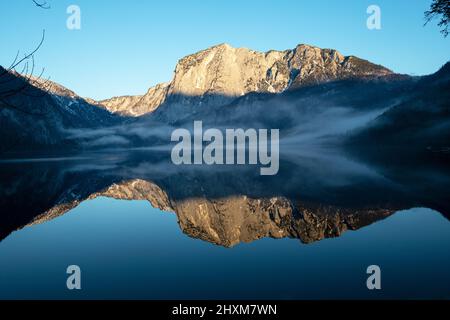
[97,43,393,118]
[1,43,448,156]
[167,43,391,97]
[0,67,122,153]
[347,62,450,159]
[97,82,169,116]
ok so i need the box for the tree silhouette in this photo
[425,0,450,37]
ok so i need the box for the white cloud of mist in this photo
[62,89,396,153]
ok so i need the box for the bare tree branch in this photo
[0,30,46,78]
[32,0,50,9]
[0,30,52,115]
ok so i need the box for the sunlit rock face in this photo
[98,82,169,117]
[169,43,392,97]
[96,43,392,116]
[164,43,392,108]
[169,44,292,98]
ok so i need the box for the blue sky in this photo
[0,0,448,100]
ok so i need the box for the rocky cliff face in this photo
[168,43,391,98]
[100,43,393,116]
[97,82,169,116]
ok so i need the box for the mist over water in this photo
[62,92,391,157]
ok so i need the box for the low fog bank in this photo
[65,95,393,153]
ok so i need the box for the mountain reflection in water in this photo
[1,149,450,299]
[1,149,449,247]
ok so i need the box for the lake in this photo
[0,150,449,299]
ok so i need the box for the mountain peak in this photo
[212,42,232,49]
[169,43,393,102]
[95,43,395,117]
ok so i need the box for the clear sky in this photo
[0,0,449,100]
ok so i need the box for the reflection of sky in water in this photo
[0,197,449,300]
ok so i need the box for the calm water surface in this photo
[0,151,449,299]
